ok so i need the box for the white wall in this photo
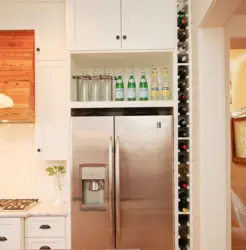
[198,28,229,250]
[0,124,66,202]
[192,0,214,27]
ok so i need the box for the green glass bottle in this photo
[139,71,148,101]
[115,73,124,101]
[127,72,136,101]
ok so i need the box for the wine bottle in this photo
[179,224,189,239]
[178,106,188,115]
[179,165,189,176]
[178,42,188,53]
[179,238,189,250]
[178,54,188,63]
[179,179,188,189]
[179,189,188,200]
[178,80,187,91]
[179,142,188,151]
[178,94,188,103]
[178,17,187,30]
[178,154,188,164]
[179,214,189,225]
[179,119,188,128]
[179,129,188,138]
[179,199,189,212]
[178,30,187,43]
[178,66,188,79]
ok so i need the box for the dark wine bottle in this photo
[178,42,188,53]
[179,214,189,225]
[178,66,188,79]
[178,30,187,43]
[178,106,188,115]
[178,80,187,91]
[178,94,188,103]
[178,19,187,30]
[179,165,189,176]
[179,129,188,138]
[178,154,188,164]
[179,199,189,212]
[179,142,188,150]
[179,224,189,239]
[179,119,188,128]
[179,189,188,200]
[179,238,189,250]
[179,179,188,189]
[178,54,188,63]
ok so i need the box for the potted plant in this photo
[45,165,66,205]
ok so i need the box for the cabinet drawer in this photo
[25,217,65,238]
[0,218,22,250]
[25,238,65,250]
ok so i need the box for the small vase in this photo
[54,190,63,205]
[54,175,64,205]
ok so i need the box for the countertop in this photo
[0,202,68,217]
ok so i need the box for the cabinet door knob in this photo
[0,237,7,241]
[116,35,120,40]
[36,48,40,52]
[39,225,51,229]
[123,35,127,40]
[37,148,41,152]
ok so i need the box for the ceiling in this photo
[234,1,246,14]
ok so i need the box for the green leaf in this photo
[54,166,58,169]
[58,166,64,171]
[45,167,53,172]
[48,173,55,176]
[45,167,55,175]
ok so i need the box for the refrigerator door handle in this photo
[116,136,121,245]
[108,136,114,241]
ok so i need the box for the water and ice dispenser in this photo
[80,163,106,210]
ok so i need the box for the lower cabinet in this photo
[0,217,66,250]
[25,238,65,250]
[25,217,66,250]
[0,218,23,250]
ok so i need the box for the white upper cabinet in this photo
[35,0,67,61]
[67,0,121,51]
[35,61,69,161]
[121,0,175,50]
[67,0,176,51]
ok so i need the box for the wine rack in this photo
[176,0,192,250]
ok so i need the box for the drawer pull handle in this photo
[39,225,51,229]
[40,246,51,250]
[0,237,7,241]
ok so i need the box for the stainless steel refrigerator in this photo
[71,115,174,250]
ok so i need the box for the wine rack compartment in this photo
[177,0,192,250]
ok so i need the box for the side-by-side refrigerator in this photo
[71,115,174,250]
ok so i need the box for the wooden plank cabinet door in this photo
[34,0,67,61]
[35,61,69,161]
[66,0,121,51]
[121,0,176,50]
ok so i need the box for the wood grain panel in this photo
[0,30,35,122]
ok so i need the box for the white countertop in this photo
[0,202,68,218]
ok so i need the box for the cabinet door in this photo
[35,61,69,161]
[67,0,121,51]
[25,238,65,250]
[121,0,176,50]
[0,218,22,250]
[35,1,67,61]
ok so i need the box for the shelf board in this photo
[70,100,175,109]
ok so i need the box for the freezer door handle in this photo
[108,136,114,242]
[115,136,121,245]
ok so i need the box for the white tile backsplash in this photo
[0,124,67,202]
